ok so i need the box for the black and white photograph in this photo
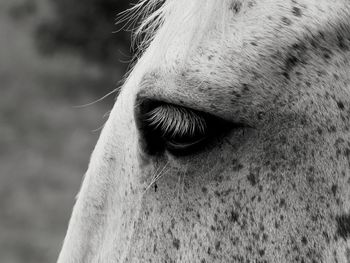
[1,0,350,262]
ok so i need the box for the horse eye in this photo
[137,101,222,156]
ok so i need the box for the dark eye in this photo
[137,100,230,156]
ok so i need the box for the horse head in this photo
[58,0,350,262]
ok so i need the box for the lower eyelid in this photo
[165,138,206,150]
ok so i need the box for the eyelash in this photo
[144,104,207,139]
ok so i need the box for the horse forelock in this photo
[118,0,235,93]
[120,0,233,62]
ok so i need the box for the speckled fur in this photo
[58,0,350,262]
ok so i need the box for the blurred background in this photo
[0,0,136,262]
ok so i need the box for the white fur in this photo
[58,0,350,262]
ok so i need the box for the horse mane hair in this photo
[118,0,232,60]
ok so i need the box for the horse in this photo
[57,0,350,262]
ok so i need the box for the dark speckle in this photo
[262,233,268,241]
[247,172,258,186]
[331,184,338,197]
[173,238,180,250]
[230,1,242,14]
[337,101,345,110]
[328,125,337,133]
[338,35,349,51]
[215,241,221,251]
[232,159,244,171]
[292,7,302,17]
[283,49,302,79]
[279,198,286,208]
[323,53,331,59]
[202,187,208,194]
[323,231,330,244]
[229,210,239,222]
[336,214,350,239]
[275,220,280,229]
[345,148,350,158]
[301,236,308,245]
[259,249,265,256]
[281,17,292,26]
